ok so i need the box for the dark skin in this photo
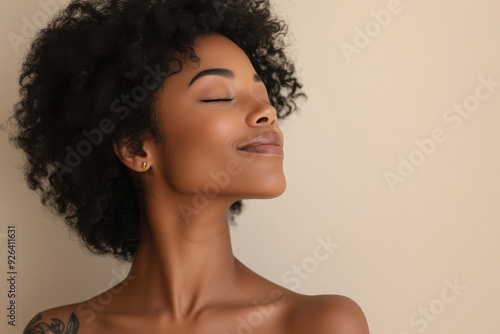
[24,34,369,334]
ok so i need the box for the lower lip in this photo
[239,145,284,155]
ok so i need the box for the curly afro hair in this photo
[8,0,305,262]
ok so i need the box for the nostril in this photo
[256,117,268,123]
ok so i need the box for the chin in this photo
[247,174,287,199]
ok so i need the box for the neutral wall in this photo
[1,1,499,333]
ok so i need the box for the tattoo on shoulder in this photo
[23,312,80,334]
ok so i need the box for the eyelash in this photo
[201,98,234,103]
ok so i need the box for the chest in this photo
[82,305,292,334]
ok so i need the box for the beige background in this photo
[1,0,499,333]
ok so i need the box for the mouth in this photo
[238,132,284,156]
[239,144,284,155]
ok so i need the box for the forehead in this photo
[190,33,251,68]
[191,33,249,64]
[167,33,255,84]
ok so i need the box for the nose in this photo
[245,100,278,127]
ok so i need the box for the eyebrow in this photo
[187,68,263,87]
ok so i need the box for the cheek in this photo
[162,113,240,192]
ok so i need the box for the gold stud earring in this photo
[142,161,147,170]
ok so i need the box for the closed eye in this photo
[201,98,234,103]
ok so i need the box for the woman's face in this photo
[150,33,286,201]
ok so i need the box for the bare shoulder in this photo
[286,294,369,334]
[23,303,82,334]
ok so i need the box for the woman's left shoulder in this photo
[285,293,370,334]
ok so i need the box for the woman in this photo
[11,0,369,333]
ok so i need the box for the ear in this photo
[113,136,155,172]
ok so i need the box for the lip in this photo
[238,132,284,155]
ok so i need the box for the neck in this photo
[123,191,241,319]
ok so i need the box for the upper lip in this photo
[238,132,283,150]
